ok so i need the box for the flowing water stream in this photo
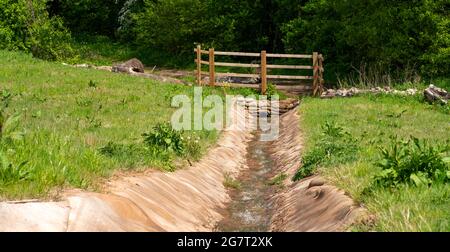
[216,130,276,231]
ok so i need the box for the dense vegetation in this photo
[298,95,449,231]
[1,0,448,83]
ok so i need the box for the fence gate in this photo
[194,46,324,95]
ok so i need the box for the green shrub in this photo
[0,0,73,61]
[293,121,359,180]
[28,16,74,61]
[373,136,450,187]
[142,123,185,155]
[0,151,29,186]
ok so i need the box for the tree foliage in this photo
[47,0,127,37]
[0,0,73,60]
[1,0,449,80]
[282,0,450,79]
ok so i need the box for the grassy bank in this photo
[298,94,449,231]
[0,50,258,200]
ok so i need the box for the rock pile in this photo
[237,97,299,117]
[321,86,418,98]
[424,85,449,105]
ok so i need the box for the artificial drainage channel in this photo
[216,130,276,232]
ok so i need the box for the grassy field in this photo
[298,94,449,231]
[0,50,261,200]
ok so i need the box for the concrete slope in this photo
[269,109,365,231]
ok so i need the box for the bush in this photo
[0,0,73,61]
[373,136,450,187]
[142,123,185,155]
[130,0,236,66]
[28,16,73,61]
[282,0,450,82]
[293,121,359,180]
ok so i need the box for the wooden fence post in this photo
[196,45,201,86]
[209,48,215,86]
[312,52,318,96]
[318,54,324,95]
[260,50,267,95]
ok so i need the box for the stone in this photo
[308,178,326,189]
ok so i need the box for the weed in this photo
[223,173,241,189]
[143,123,185,155]
[76,97,93,107]
[88,80,98,88]
[321,121,345,138]
[266,83,277,100]
[372,136,449,188]
[293,121,359,181]
[0,89,24,142]
[386,109,407,118]
[269,173,287,187]
[1,89,13,108]
[0,152,30,186]
[183,134,202,160]
[98,142,130,157]
[85,115,102,129]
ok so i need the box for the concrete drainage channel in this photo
[0,99,365,232]
[217,130,275,232]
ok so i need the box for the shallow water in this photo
[216,131,275,232]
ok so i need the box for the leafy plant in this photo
[0,113,24,142]
[266,83,278,100]
[294,121,359,181]
[1,90,23,142]
[88,80,98,88]
[373,136,449,187]
[143,123,185,155]
[1,89,12,109]
[321,121,345,138]
[0,151,30,185]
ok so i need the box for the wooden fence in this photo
[194,45,324,95]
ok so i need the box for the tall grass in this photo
[336,63,422,88]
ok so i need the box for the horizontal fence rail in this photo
[194,45,324,95]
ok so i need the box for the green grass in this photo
[298,94,450,231]
[223,173,242,189]
[268,172,288,187]
[0,50,259,200]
